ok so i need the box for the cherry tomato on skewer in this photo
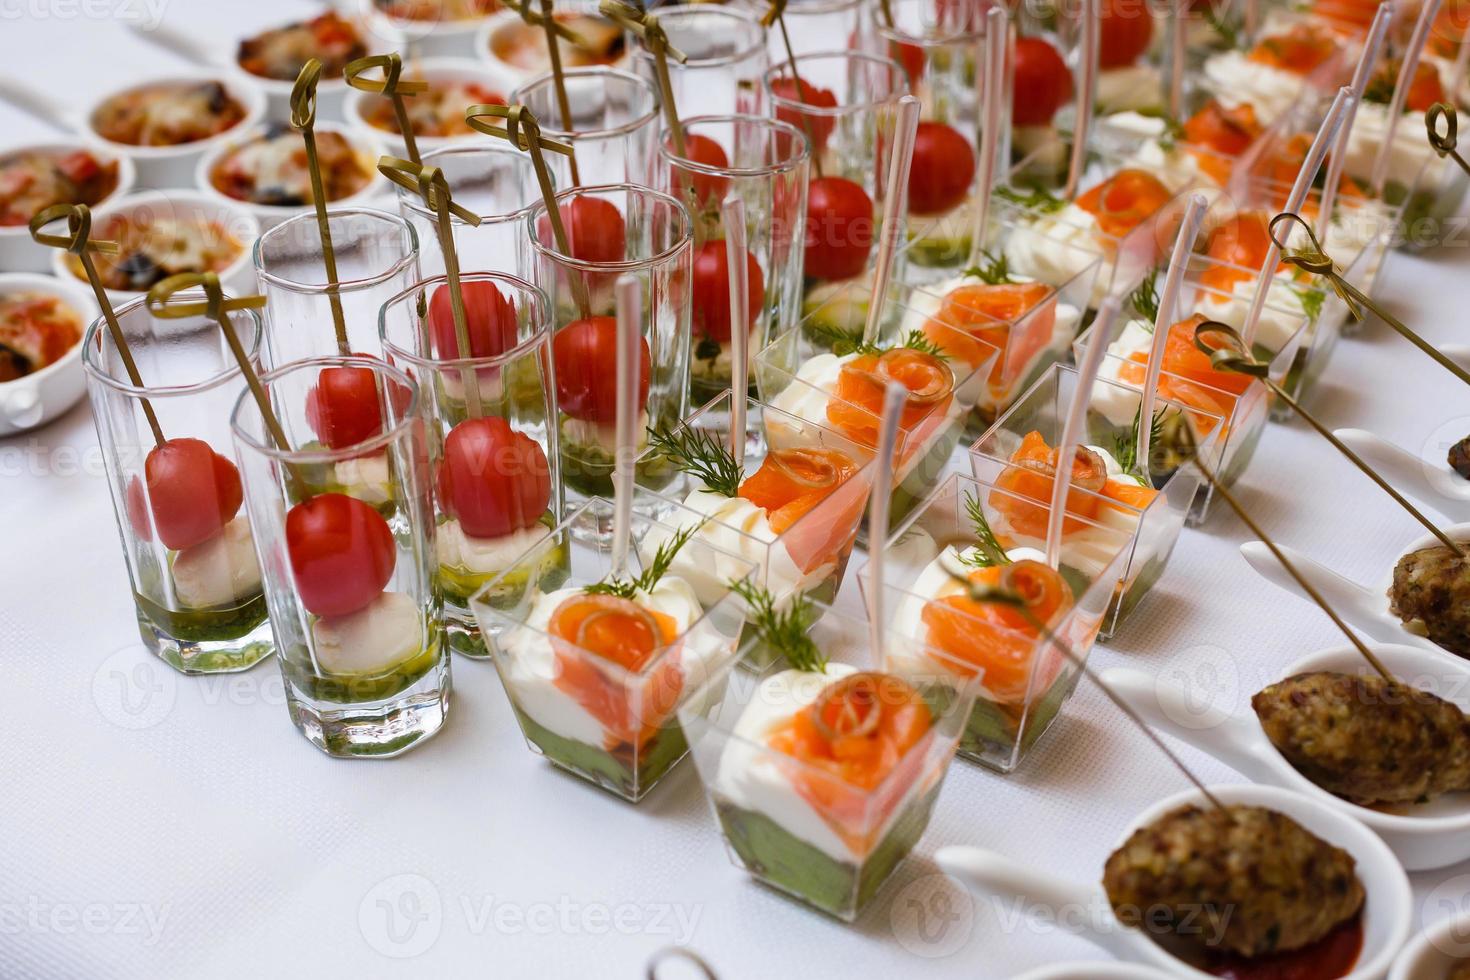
[1098,0,1153,69]
[1012,37,1072,127]
[306,364,385,450]
[908,121,976,216]
[132,438,244,550]
[673,134,731,210]
[552,316,651,423]
[427,279,519,360]
[691,239,765,343]
[769,76,838,154]
[538,196,627,265]
[804,176,874,282]
[438,416,552,539]
[286,492,396,618]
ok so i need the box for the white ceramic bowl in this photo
[0,273,98,435]
[194,122,388,231]
[342,56,519,159]
[76,72,267,189]
[1011,964,1177,980]
[0,141,137,273]
[475,7,632,87]
[939,784,1412,980]
[1105,643,1470,871]
[1390,911,1470,980]
[49,190,260,306]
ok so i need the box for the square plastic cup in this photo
[999,139,1199,311]
[630,5,769,119]
[82,292,273,675]
[522,183,694,511]
[470,497,759,802]
[658,114,811,405]
[759,50,911,317]
[631,391,877,669]
[867,0,987,275]
[509,67,661,188]
[754,315,996,532]
[676,600,977,920]
[893,215,1104,433]
[967,363,1222,638]
[1073,269,1309,520]
[380,271,563,660]
[252,207,420,366]
[230,356,450,759]
[394,144,547,280]
[858,471,1131,772]
[738,0,867,59]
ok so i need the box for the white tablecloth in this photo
[5,4,1470,977]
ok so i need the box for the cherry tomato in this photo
[306,364,383,450]
[142,437,244,551]
[908,121,976,216]
[552,316,651,424]
[804,176,874,282]
[769,76,838,154]
[673,134,730,211]
[125,474,153,542]
[691,239,765,343]
[890,40,926,84]
[564,196,626,264]
[438,416,552,539]
[1012,37,1072,127]
[1098,0,1153,69]
[427,279,519,360]
[286,492,396,618]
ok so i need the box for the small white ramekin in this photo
[0,142,137,273]
[0,272,99,436]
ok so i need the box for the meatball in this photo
[1450,435,1470,481]
[1389,545,1470,657]
[1253,671,1470,806]
[1103,803,1363,958]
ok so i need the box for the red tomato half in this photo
[286,492,396,618]
[143,438,244,551]
[1012,37,1072,127]
[908,121,976,216]
[552,316,651,424]
[427,280,519,360]
[691,239,765,343]
[804,176,874,282]
[438,416,552,539]
[1099,0,1153,69]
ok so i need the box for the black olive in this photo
[255,186,305,207]
[1449,435,1470,481]
[117,251,161,289]
[201,81,230,115]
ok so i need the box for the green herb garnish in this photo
[1113,404,1168,481]
[647,423,744,498]
[1130,268,1162,323]
[961,491,1011,568]
[960,249,1016,285]
[729,579,826,673]
[1204,7,1241,49]
[1363,67,1396,107]
[900,329,948,360]
[1293,284,1326,322]
[805,319,876,357]
[586,523,700,600]
[994,184,1068,214]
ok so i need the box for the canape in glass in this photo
[895,213,1104,433]
[968,363,1222,638]
[380,271,564,660]
[743,0,867,56]
[253,207,420,365]
[394,144,546,280]
[630,5,768,118]
[678,598,976,920]
[859,471,1131,771]
[83,292,273,675]
[1071,269,1308,522]
[230,356,448,758]
[632,390,876,669]
[471,497,758,802]
[522,183,693,507]
[755,312,996,531]
[867,0,986,275]
[758,50,910,323]
[658,114,810,404]
[998,138,1199,312]
[509,67,661,187]
[1198,14,1347,123]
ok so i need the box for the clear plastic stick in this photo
[966,6,1009,269]
[862,95,922,346]
[1320,4,1392,232]
[1064,0,1099,201]
[722,195,749,467]
[1371,0,1443,196]
[611,274,642,576]
[864,380,909,665]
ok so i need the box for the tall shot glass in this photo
[380,271,566,660]
[84,293,273,675]
[629,4,769,118]
[659,114,810,404]
[252,207,420,365]
[230,356,449,758]
[523,183,693,507]
[510,67,661,187]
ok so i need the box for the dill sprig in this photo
[1204,6,1240,49]
[900,329,949,360]
[585,523,700,600]
[1293,284,1326,322]
[961,491,1011,567]
[1130,268,1162,324]
[805,319,877,357]
[646,422,744,498]
[1156,114,1189,154]
[994,184,1068,214]
[960,249,1016,285]
[1113,404,1167,481]
[729,579,826,673]
[1363,66,1396,107]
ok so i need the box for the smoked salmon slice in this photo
[990,430,1160,539]
[825,347,954,461]
[1248,23,1336,74]
[1075,169,1174,240]
[739,448,866,573]
[921,281,1058,394]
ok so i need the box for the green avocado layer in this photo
[511,705,691,802]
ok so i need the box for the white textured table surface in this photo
[5,4,1470,978]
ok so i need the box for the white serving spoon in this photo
[1239,523,1470,663]
[937,783,1411,980]
[1390,910,1470,980]
[1333,428,1470,524]
[1103,641,1470,871]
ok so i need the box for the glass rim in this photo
[395,144,546,225]
[471,495,761,682]
[525,182,693,273]
[252,206,420,293]
[379,271,553,371]
[749,0,863,15]
[628,4,767,69]
[868,0,985,45]
[658,113,811,178]
[907,237,1104,311]
[229,353,421,463]
[509,67,661,140]
[761,49,909,116]
[81,291,264,397]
